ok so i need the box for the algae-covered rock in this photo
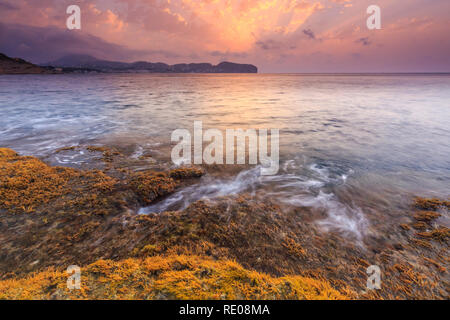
[0,148,18,159]
[0,254,347,300]
[0,148,448,300]
[129,171,176,205]
[169,167,204,179]
[414,197,450,210]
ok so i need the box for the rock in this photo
[0,53,59,74]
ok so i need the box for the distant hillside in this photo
[0,53,59,74]
[46,54,258,73]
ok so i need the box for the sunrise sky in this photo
[0,0,449,72]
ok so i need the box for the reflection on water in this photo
[1,74,449,238]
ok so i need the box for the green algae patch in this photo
[0,254,348,300]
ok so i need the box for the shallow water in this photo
[1,73,449,238]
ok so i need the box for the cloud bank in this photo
[0,0,449,72]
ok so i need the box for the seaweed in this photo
[413,211,441,223]
[0,148,448,300]
[0,254,348,300]
[129,171,176,205]
[414,197,450,211]
[417,227,449,243]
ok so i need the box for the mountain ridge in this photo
[45,54,258,73]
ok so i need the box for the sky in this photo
[0,0,449,72]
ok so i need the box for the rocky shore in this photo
[0,147,448,299]
[0,53,60,74]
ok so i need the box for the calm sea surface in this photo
[1,74,449,239]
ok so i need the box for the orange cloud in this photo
[177,0,324,51]
[106,10,126,30]
[0,0,449,72]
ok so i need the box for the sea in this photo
[1,73,449,240]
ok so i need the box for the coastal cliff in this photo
[46,54,258,73]
[0,52,258,74]
[0,53,59,74]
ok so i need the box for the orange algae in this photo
[410,238,433,249]
[281,237,307,258]
[0,148,18,159]
[169,167,204,179]
[414,197,450,210]
[0,148,203,215]
[413,211,441,223]
[0,148,448,300]
[0,254,348,300]
[412,222,428,230]
[422,257,446,273]
[86,146,121,163]
[129,171,176,205]
[0,148,78,214]
[129,167,204,205]
[392,263,427,286]
[0,148,124,215]
[417,227,449,243]
[399,224,410,231]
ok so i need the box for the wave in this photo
[139,167,261,214]
[139,160,369,240]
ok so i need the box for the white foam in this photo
[139,167,262,214]
[139,160,369,240]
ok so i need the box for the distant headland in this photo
[47,54,258,73]
[0,53,257,74]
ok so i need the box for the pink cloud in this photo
[0,0,449,72]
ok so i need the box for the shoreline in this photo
[0,146,448,299]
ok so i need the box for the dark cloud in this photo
[255,39,281,50]
[355,37,371,46]
[0,23,177,63]
[0,1,18,10]
[303,29,316,40]
[209,51,248,58]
